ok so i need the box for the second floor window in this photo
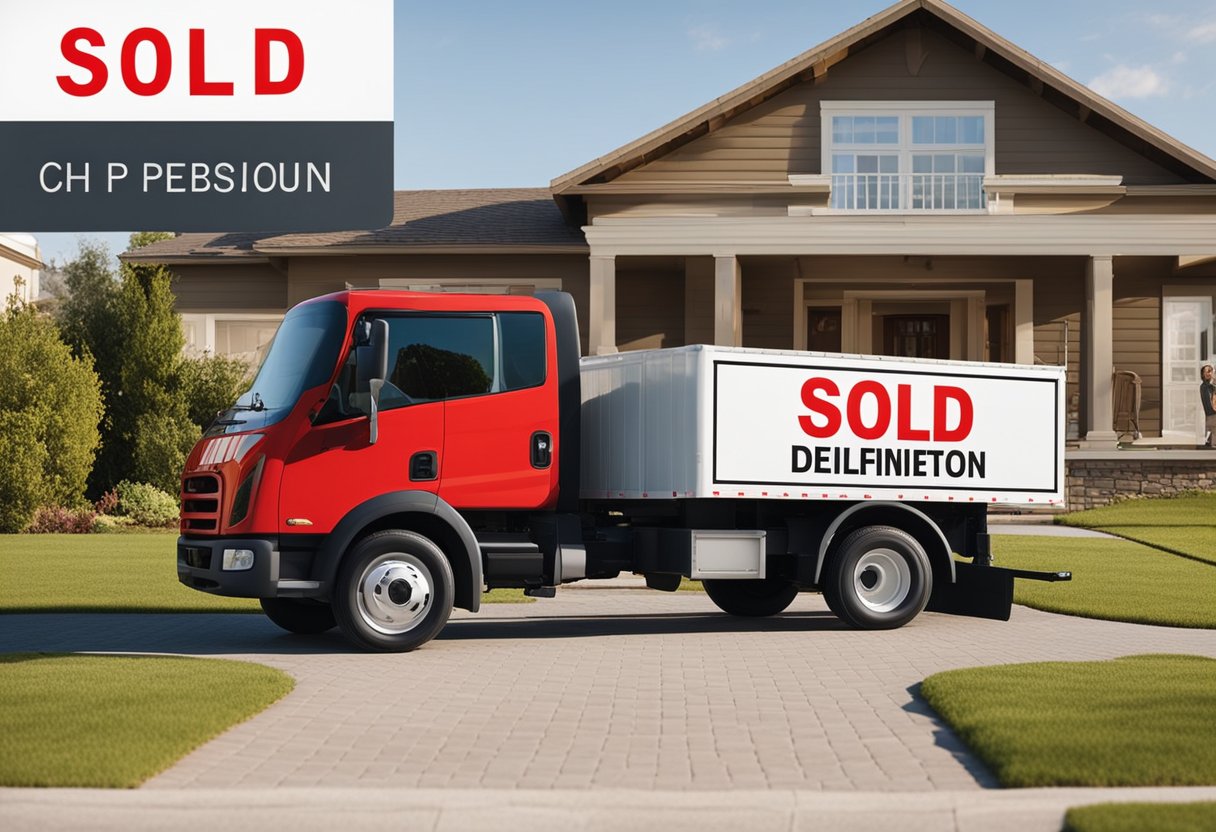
[822,102,994,212]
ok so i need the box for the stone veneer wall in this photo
[1066,458,1216,510]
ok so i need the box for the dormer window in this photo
[821,101,994,212]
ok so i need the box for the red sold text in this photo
[792,377,986,479]
[57,27,304,97]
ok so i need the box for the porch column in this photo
[1014,279,1034,364]
[1082,255,1118,447]
[714,254,742,346]
[588,254,617,355]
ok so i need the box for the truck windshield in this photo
[205,300,348,435]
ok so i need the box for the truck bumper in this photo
[177,536,321,599]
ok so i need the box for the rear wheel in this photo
[822,525,932,630]
[333,529,454,652]
[260,598,336,634]
[703,577,799,617]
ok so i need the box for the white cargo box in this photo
[579,345,1065,507]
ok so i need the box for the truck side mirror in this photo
[357,319,390,445]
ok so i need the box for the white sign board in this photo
[712,355,1064,505]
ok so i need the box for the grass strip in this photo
[0,653,293,787]
[992,534,1216,629]
[0,534,258,613]
[0,534,530,612]
[1058,492,1216,528]
[1063,802,1216,832]
[1058,493,1216,566]
[920,654,1216,788]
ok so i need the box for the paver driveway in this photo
[2,589,1214,792]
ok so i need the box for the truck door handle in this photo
[409,451,438,481]
[531,432,552,469]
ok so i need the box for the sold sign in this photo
[0,1,394,232]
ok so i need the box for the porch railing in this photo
[829,173,987,212]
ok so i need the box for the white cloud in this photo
[1088,65,1169,99]
[1187,21,1216,43]
[688,25,728,52]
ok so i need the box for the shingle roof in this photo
[121,188,586,261]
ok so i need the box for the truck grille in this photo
[181,474,221,533]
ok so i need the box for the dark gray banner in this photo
[0,121,393,232]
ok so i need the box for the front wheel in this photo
[333,529,455,652]
[822,525,932,630]
[703,577,799,617]
[260,598,336,634]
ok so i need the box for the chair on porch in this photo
[1112,369,1142,441]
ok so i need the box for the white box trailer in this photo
[579,345,1065,507]
[571,345,1070,629]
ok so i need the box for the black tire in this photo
[260,598,336,634]
[332,529,454,652]
[822,525,932,630]
[703,577,799,617]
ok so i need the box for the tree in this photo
[0,288,104,531]
[179,353,251,429]
[55,234,198,496]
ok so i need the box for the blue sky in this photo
[36,0,1216,267]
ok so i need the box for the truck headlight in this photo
[222,548,255,571]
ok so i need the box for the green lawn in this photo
[0,653,292,787]
[1058,492,1216,565]
[0,534,528,613]
[1064,802,1216,832]
[920,654,1216,788]
[992,534,1216,629]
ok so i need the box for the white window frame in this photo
[819,101,995,214]
[180,312,285,357]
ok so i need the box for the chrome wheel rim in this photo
[853,548,911,613]
[357,554,433,635]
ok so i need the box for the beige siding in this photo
[1111,257,1177,437]
[741,257,798,349]
[616,26,1184,186]
[684,257,716,345]
[171,264,287,312]
[615,263,685,350]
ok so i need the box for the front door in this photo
[1162,296,1214,442]
[882,314,949,359]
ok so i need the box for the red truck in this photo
[177,290,1069,651]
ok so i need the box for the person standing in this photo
[1202,364,1216,448]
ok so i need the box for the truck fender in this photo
[813,501,955,586]
[313,491,482,613]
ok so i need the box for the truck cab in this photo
[178,289,580,650]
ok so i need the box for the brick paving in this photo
[2,589,1214,792]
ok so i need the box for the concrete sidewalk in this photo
[5,786,1216,832]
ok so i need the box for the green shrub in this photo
[0,304,104,532]
[129,413,199,496]
[92,515,136,534]
[115,481,179,527]
[26,507,98,534]
[179,353,250,429]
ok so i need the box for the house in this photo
[122,0,1216,507]
[0,234,42,308]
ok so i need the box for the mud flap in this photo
[925,562,1072,622]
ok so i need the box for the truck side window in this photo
[386,315,494,403]
[499,312,546,390]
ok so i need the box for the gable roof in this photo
[551,0,1216,195]
[122,189,587,262]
